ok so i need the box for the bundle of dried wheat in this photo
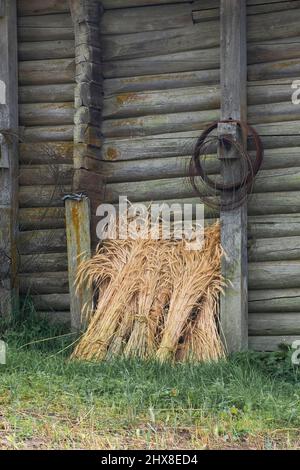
[71,209,225,363]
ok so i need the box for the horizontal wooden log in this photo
[102,22,219,61]
[102,3,194,35]
[19,142,74,164]
[102,121,300,160]
[19,185,71,208]
[249,58,300,81]
[18,14,74,42]
[17,0,70,16]
[104,70,220,95]
[31,294,70,311]
[249,288,300,313]
[105,193,300,222]
[103,83,294,119]
[249,214,300,239]
[37,311,70,324]
[19,164,73,186]
[249,313,300,336]
[20,252,68,273]
[19,103,74,126]
[103,48,219,79]
[249,261,300,289]
[19,40,75,61]
[20,273,69,295]
[104,167,300,202]
[101,0,195,11]
[248,236,300,262]
[19,207,65,230]
[102,0,300,34]
[20,125,74,142]
[249,336,300,352]
[100,147,300,183]
[19,229,67,254]
[19,84,74,104]
[103,41,300,80]
[103,103,300,138]
[103,10,300,61]
[19,59,75,86]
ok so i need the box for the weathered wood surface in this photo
[19,59,75,86]
[249,313,300,336]
[65,197,93,332]
[105,70,220,94]
[248,236,300,262]
[20,253,68,273]
[19,185,71,207]
[101,0,193,10]
[19,40,75,61]
[102,102,300,138]
[249,336,300,352]
[19,207,65,230]
[20,273,69,295]
[38,310,70,324]
[103,83,295,119]
[98,147,300,183]
[103,168,300,203]
[249,261,300,289]
[249,289,300,313]
[102,1,300,35]
[17,0,70,16]
[249,215,300,239]
[19,164,73,186]
[30,294,70,311]
[18,13,73,41]
[249,59,300,81]
[0,0,19,318]
[102,126,300,161]
[19,142,73,164]
[102,9,300,61]
[19,103,74,126]
[20,125,74,142]
[19,84,74,104]
[19,229,67,254]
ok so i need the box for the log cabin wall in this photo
[17,0,75,325]
[100,0,300,351]
[14,0,300,349]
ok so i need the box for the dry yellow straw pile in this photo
[72,212,225,363]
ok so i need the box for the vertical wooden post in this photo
[0,0,19,319]
[220,0,248,352]
[65,196,93,332]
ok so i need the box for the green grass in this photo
[1,309,300,449]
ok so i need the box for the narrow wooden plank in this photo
[0,0,19,318]
[218,0,248,353]
[65,197,93,332]
[249,214,300,238]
